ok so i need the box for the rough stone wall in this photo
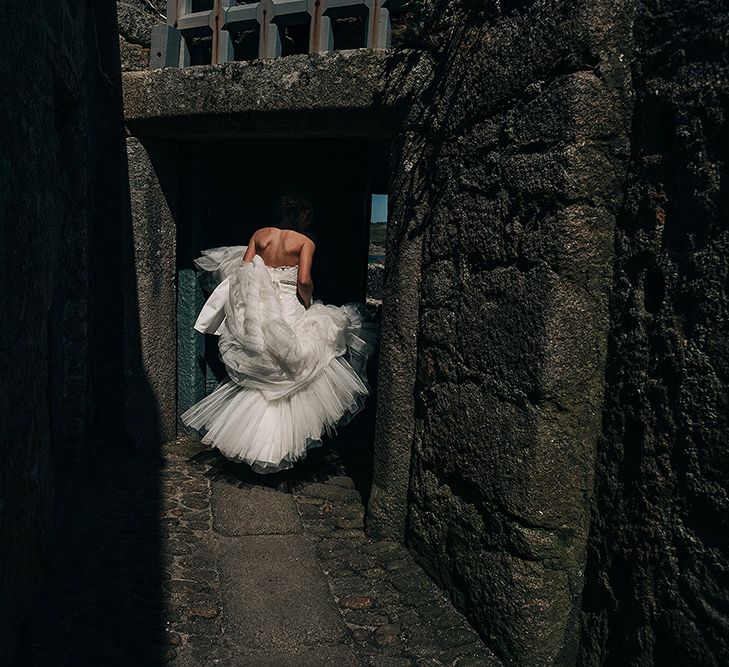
[579,2,729,665]
[118,0,164,71]
[0,2,125,663]
[393,1,633,664]
[124,137,178,446]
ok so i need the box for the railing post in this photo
[309,0,334,53]
[168,0,189,27]
[369,0,395,48]
[212,0,234,64]
[258,0,281,58]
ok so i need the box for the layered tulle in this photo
[180,247,378,473]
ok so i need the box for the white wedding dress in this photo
[180,246,378,473]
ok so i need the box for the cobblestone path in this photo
[17,432,500,666]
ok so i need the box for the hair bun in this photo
[280,193,313,227]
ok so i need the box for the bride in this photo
[180,194,378,473]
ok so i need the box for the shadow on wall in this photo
[9,3,170,663]
[368,2,630,665]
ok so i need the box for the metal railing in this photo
[150,0,405,69]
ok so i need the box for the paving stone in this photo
[390,571,435,595]
[163,579,215,596]
[306,524,336,538]
[186,599,221,619]
[399,589,435,607]
[333,515,365,530]
[340,551,378,571]
[186,520,211,531]
[212,482,302,536]
[330,576,375,598]
[217,534,348,650]
[453,652,503,666]
[296,482,362,503]
[385,559,416,572]
[232,647,361,666]
[339,595,375,609]
[317,537,354,560]
[164,540,192,555]
[362,540,405,558]
[332,503,364,520]
[180,496,209,510]
[363,567,387,579]
[294,495,326,506]
[374,624,402,646]
[386,605,420,627]
[179,568,218,584]
[365,657,414,667]
[323,475,356,489]
[299,503,326,520]
[349,626,375,644]
[333,529,368,540]
[173,616,222,636]
[343,608,389,626]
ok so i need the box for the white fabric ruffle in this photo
[180,246,378,473]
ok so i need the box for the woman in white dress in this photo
[180,195,378,473]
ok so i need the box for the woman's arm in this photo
[297,240,315,308]
[242,233,257,263]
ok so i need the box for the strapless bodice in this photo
[262,261,298,285]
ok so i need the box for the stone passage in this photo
[16,434,498,666]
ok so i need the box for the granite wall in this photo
[117,0,164,71]
[375,0,633,663]
[0,1,126,662]
[578,1,729,664]
[370,0,729,665]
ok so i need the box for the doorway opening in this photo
[367,191,388,314]
[176,137,391,498]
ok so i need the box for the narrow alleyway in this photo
[16,432,499,666]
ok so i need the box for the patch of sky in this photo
[371,194,388,223]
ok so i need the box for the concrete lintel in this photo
[123,49,423,133]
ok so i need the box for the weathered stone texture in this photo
[0,1,125,663]
[117,0,164,71]
[122,49,429,138]
[124,137,178,446]
[394,1,633,664]
[579,2,729,664]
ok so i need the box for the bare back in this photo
[242,227,316,305]
[246,227,309,268]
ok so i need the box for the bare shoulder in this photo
[252,226,278,244]
[283,229,315,250]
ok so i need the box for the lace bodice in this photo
[264,263,298,281]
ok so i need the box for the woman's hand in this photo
[297,240,315,309]
[297,291,311,309]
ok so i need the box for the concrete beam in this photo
[123,49,427,137]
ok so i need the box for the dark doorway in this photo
[176,137,390,494]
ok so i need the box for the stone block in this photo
[211,483,302,536]
[216,535,348,649]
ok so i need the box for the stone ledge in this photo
[123,48,427,138]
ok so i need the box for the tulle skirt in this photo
[180,249,378,473]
